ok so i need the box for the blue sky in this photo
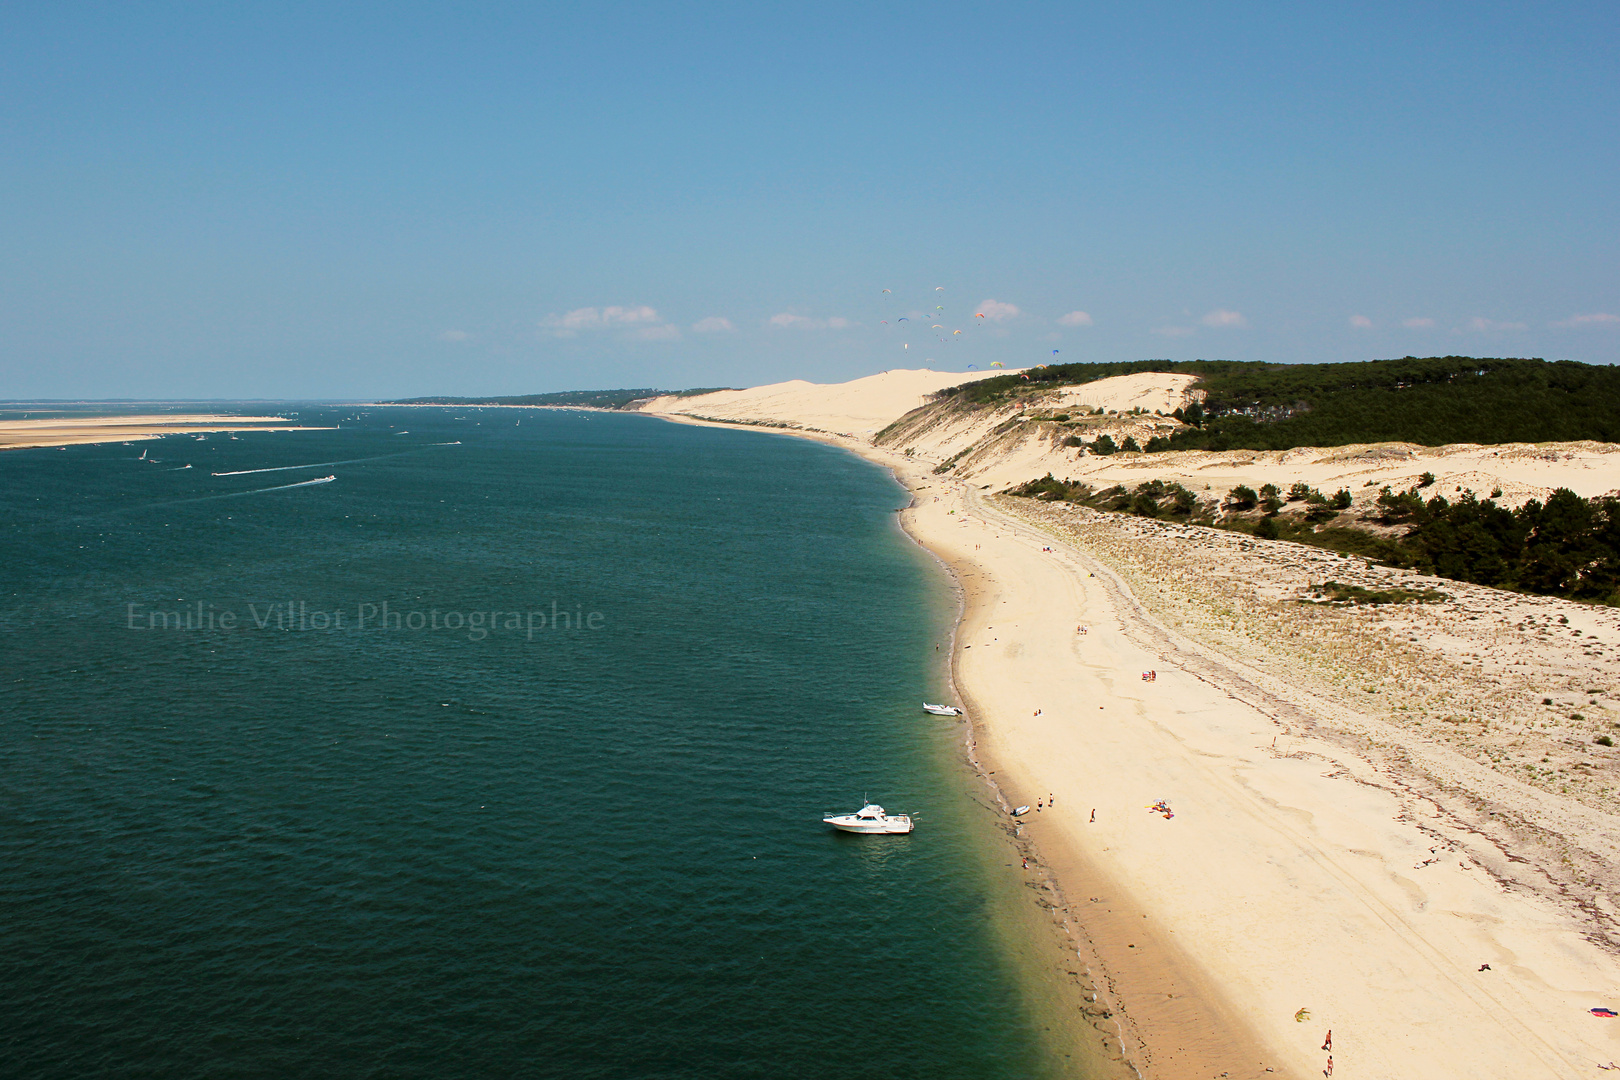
[2,1,1615,398]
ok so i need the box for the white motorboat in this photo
[1011,805,1031,817]
[922,702,962,716]
[824,801,914,835]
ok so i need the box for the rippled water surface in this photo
[0,406,1073,1078]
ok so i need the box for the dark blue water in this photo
[0,407,1076,1078]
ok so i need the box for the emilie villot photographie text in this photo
[125,600,605,641]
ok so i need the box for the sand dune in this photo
[643,367,1620,1079]
[644,367,1620,506]
[634,367,1013,437]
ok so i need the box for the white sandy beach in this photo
[640,368,1620,1079]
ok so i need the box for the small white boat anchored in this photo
[1011,805,1032,817]
[922,702,962,716]
[824,801,914,835]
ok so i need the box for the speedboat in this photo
[922,702,962,716]
[824,801,914,835]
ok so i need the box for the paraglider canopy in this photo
[990,361,1004,368]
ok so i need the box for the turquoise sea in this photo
[0,406,1080,1078]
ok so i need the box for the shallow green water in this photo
[0,406,1079,1078]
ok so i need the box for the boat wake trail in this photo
[66,476,339,523]
[247,475,335,493]
[212,451,413,476]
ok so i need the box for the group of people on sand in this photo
[1141,669,1157,681]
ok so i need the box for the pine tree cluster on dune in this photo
[947,357,1620,449]
[1009,473,1620,606]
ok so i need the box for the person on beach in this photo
[1090,809,1095,822]
[1322,1030,1331,1051]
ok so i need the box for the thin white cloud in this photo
[1402,317,1436,329]
[540,305,661,336]
[1467,317,1528,332]
[1057,311,1093,327]
[438,329,471,342]
[1348,315,1373,329]
[603,305,658,324]
[1200,309,1246,328]
[1152,325,1195,337]
[768,313,852,330]
[976,299,1021,322]
[1552,312,1620,329]
[691,316,735,333]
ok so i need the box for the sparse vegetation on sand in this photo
[996,495,1620,819]
[1006,474,1620,606]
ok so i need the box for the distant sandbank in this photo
[0,415,330,450]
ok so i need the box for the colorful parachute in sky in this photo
[991,361,1004,368]
[953,329,962,335]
